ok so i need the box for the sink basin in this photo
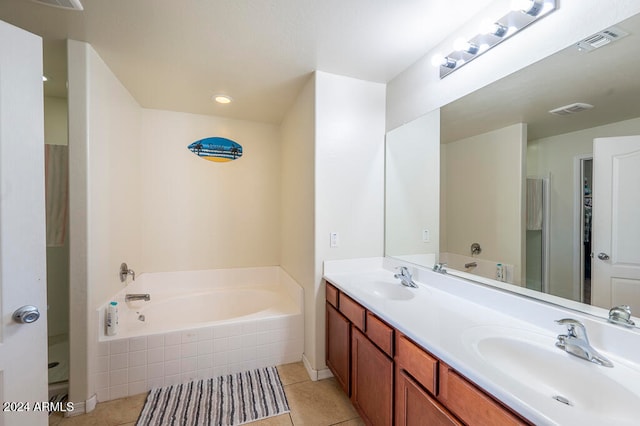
[363,280,415,300]
[462,326,640,425]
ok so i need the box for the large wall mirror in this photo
[385,12,640,323]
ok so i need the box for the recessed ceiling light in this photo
[213,95,232,104]
[42,75,48,82]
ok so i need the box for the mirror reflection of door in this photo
[592,135,640,312]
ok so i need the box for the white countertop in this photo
[323,257,640,426]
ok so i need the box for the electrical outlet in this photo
[422,229,430,242]
[330,232,339,248]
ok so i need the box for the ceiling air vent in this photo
[549,103,594,116]
[577,26,629,52]
[29,0,83,11]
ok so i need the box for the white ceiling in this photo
[0,0,495,124]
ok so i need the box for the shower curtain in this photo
[45,144,68,247]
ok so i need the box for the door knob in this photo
[597,252,610,260]
[12,305,40,324]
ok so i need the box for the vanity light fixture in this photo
[434,0,557,78]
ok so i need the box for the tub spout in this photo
[125,294,150,302]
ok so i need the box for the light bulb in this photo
[430,54,456,69]
[431,54,446,67]
[453,38,478,55]
[511,0,543,16]
[481,22,508,37]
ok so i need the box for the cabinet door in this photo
[396,370,462,426]
[326,303,351,395]
[438,364,529,426]
[352,328,393,426]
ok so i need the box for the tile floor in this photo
[49,362,364,426]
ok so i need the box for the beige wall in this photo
[527,116,640,299]
[279,71,386,373]
[314,71,386,369]
[44,96,68,146]
[386,110,440,259]
[442,123,526,284]
[280,75,316,370]
[68,40,142,402]
[139,109,281,273]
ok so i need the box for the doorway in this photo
[44,39,70,402]
[578,157,593,304]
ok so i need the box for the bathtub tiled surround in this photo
[94,266,304,402]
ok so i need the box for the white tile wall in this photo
[94,313,303,401]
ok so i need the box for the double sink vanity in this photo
[323,258,640,425]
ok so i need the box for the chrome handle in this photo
[609,305,635,327]
[13,305,40,324]
[120,262,136,282]
[597,252,610,260]
[555,318,587,340]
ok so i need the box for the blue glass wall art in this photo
[187,137,243,162]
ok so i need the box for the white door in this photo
[0,20,48,426]
[592,135,640,314]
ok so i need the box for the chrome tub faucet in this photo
[555,318,613,367]
[125,294,151,302]
[394,266,418,288]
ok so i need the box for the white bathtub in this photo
[94,266,304,402]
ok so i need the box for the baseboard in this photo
[65,394,97,417]
[65,400,84,417]
[302,353,333,382]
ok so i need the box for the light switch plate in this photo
[330,232,339,248]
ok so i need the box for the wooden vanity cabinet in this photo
[325,280,530,426]
[326,283,394,424]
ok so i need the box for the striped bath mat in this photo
[137,366,289,425]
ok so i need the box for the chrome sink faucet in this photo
[125,294,151,302]
[432,262,447,274]
[394,266,418,288]
[555,318,613,367]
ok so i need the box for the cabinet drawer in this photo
[339,294,366,331]
[439,364,529,426]
[326,282,339,308]
[366,311,394,357]
[396,334,438,395]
